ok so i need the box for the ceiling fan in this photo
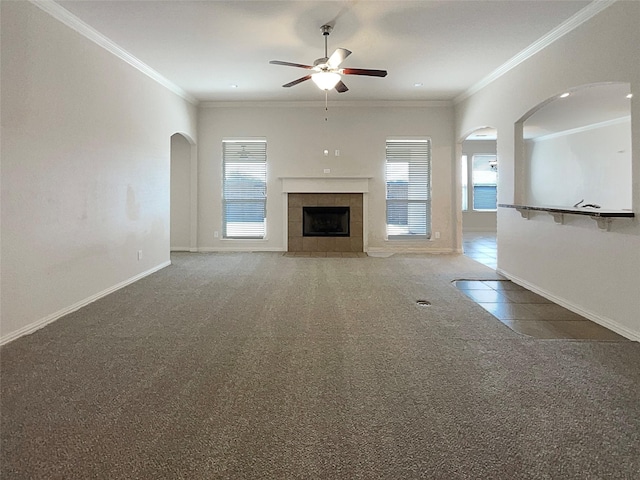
[269,24,387,93]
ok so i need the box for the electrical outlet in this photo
[335,150,340,156]
[435,232,441,239]
[137,250,143,260]
[324,168,331,174]
[214,231,219,238]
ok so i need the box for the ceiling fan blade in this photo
[282,75,312,88]
[327,48,352,68]
[335,80,349,93]
[341,68,388,77]
[269,60,314,69]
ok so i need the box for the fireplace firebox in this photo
[303,206,350,237]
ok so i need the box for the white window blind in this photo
[385,139,431,239]
[471,154,497,211]
[222,140,266,239]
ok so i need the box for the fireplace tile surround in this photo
[288,193,363,252]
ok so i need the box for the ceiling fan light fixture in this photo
[311,72,341,91]
[270,24,386,94]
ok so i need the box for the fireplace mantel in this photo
[280,176,371,194]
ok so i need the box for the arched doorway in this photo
[170,132,197,252]
[459,127,497,269]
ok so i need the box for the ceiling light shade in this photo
[311,72,341,90]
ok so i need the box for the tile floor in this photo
[463,231,497,269]
[454,279,627,340]
[283,252,368,258]
[284,233,626,340]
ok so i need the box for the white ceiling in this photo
[57,0,593,103]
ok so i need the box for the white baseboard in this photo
[197,247,285,252]
[366,246,456,254]
[462,227,497,233]
[0,261,171,346]
[170,246,191,252]
[496,268,640,342]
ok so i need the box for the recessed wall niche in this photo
[516,82,632,211]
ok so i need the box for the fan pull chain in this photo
[325,91,329,122]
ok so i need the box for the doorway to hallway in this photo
[460,127,497,270]
[463,232,496,269]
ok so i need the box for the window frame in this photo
[221,139,267,240]
[471,154,498,212]
[461,154,468,211]
[385,138,432,240]
[461,153,498,212]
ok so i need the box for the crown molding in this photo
[199,100,452,109]
[530,115,630,142]
[30,0,612,109]
[29,0,199,105]
[454,0,618,105]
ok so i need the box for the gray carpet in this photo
[1,252,639,479]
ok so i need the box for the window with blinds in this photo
[471,154,497,211]
[222,140,267,239]
[385,139,431,239]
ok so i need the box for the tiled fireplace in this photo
[288,193,363,252]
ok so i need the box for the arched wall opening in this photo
[455,127,498,268]
[460,127,498,233]
[170,132,198,252]
[514,82,632,210]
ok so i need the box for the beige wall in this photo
[525,119,632,210]
[197,104,455,253]
[1,2,197,342]
[455,1,640,340]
